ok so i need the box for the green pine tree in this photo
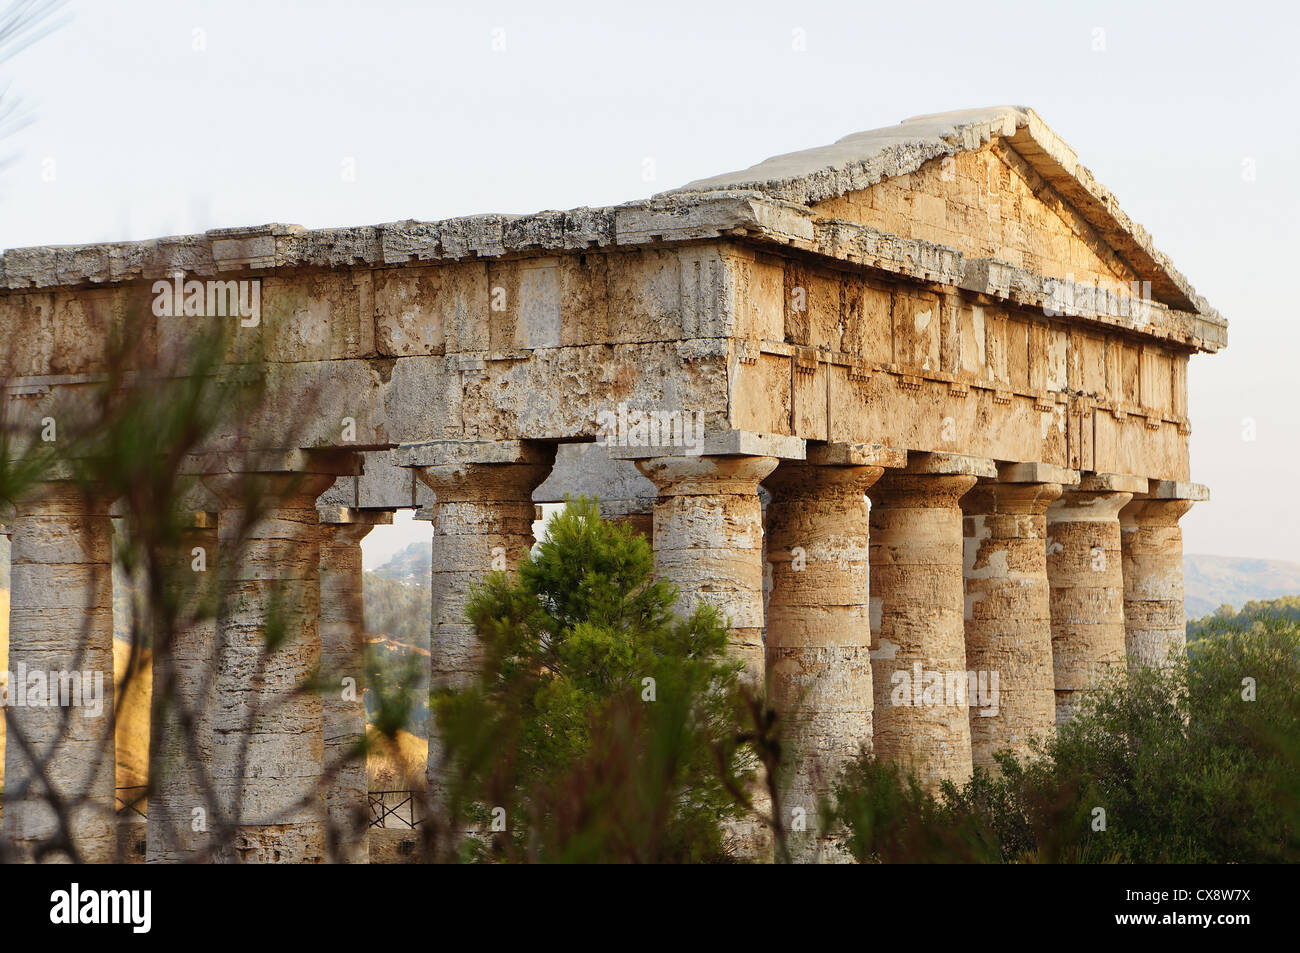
[432,496,756,862]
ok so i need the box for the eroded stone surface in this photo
[146,513,219,864]
[202,472,337,864]
[2,483,116,863]
[962,482,1060,769]
[1120,498,1194,669]
[868,472,977,790]
[765,461,881,860]
[1047,489,1133,723]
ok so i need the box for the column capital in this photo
[635,454,779,496]
[764,459,884,501]
[10,478,115,514]
[202,470,339,509]
[1120,497,1195,528]
[1049,487,1134,523]
[413,456,556,504]
[964,480,1063,516]
[870,471,979,508]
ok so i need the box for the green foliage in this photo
[363,571,430,646]
[433,496,754,862]
[1187,592,1300,640]
[831,616,1300,863]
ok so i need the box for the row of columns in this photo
[1,469,385,863]
[1,445,1201,863]
[625,453,1198,860]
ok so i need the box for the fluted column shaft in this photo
[634,455,779,683]
[319,512,389,863]
[1046,489,1132,723]
[868,473,977,790]
[413,458,554,799]
[962,482,1060,769]
[634,454,777,859]
[203,472,336,863]
[146,513,219,862]
[765,462,881,858]
[1120,499,1194,668]
[2,482,116,863]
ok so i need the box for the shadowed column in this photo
[1047,474,1142,723]
[764,458,881,860]
[1120,482,1205,669]
[869,467,980,790]
[2,482,116,863]
[203,470,337,863]
[409,443,555,827]
[962,476,1062,770]
[318,508,392,864]
[146,511,219,863]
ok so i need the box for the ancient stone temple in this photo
[0,106,1224,862]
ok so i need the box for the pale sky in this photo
[2,0,1296,563]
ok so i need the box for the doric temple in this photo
[0,106,1225,862]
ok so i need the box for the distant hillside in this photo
[1183,554,1300,619]
[371,541,430,590]
[363,571,429,646]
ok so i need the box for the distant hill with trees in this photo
[1184,554,1300,618]
[1186,593,1300,639]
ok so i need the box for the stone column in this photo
[634,455,779,683]
[764,452,882,859]
[202,468,339,863]
[868,455,988,790]
[2,482,116,863]
[146,511,219,863]
[1046,474,1144,723]
[318,507,392,864]
[962,466,1067,771]
[0,511,9,813]
[406,442,555,806]
[1119,481,1206,669]
[635,453,778,858]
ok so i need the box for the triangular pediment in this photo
[813,141,1138,291]
[666,106,1216,318]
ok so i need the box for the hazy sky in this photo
[2,0,1296,564]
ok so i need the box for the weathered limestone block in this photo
[764,461,881,860]
[146,513,219,863]
[202,471,338,863]
[1120,497,1195,668]
[634,454,779,683]
[868,472,977,790]
[2,483,116,863]
[1047,484,1134,723]
[410,445,556,812]
[962,481,1061,770]
[319,508,392,864]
